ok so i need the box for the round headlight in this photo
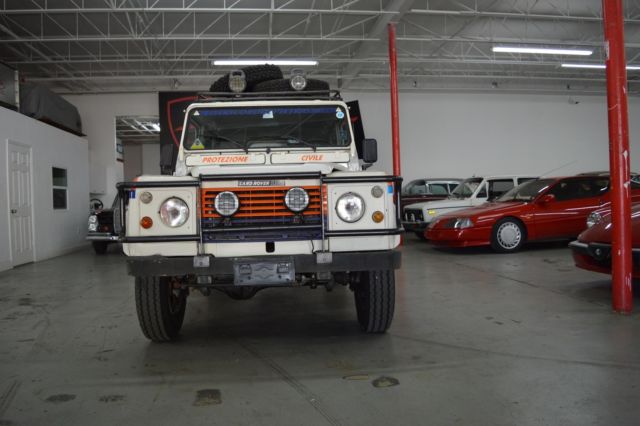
[228,70,247,93]
[290,75,307,91]
[159,197,189,227]
[285,187,309,212]
[335,192,365,223]
[214,191,239,216]
[586,211,602,228]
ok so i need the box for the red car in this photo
[569,204,640,278]
[426,175,640,253]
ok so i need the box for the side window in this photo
[488,179,515,200]
[548,178,606,201]
[52,167,68,210]
[476,183,488,199]
[409,180,427,195]
[448,183,458,193]
[518,177,536,185]
[429,183,449,195]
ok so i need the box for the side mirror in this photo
[538,193,555,204]
[362,138,377,164]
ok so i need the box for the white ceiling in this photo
[1,0,640,95]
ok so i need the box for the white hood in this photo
[405,197,473,211]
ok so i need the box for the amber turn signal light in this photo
[372,211,384,223]
[140,216,153,229]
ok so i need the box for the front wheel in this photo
[490,218,526,253]
[135,276,187,342]
[354,270,395,333]
[92,241,108,254]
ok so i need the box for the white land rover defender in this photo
[117,67,402,342]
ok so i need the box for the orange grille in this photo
[201,186,322,218]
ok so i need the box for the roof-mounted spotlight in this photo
[289,69,307,91]
[228,69,247,93]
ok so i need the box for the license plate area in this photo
[233,258,295,286]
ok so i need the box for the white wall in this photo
[123,143,142,181]
[141,143,160,175]
[347,91,640,182]
[64,91,640,195]
[0,107,89,272]
[63,93,158,203]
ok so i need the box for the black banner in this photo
[159,91,198,174]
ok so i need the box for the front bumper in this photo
[126,250,402,278]
[425,226,491,248]
[568,240,640,278]
[86,232,119,242]
[402,221,428,232]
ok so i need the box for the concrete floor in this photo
[1,236,639,426]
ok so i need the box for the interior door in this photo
[8,141,34,266]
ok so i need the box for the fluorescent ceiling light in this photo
[493,46,593,56]
[212,59,318,66]
[562,63,640,70]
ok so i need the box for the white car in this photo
[403,175,537,238]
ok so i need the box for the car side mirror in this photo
[362,138,377,164]
[538,193,555,204]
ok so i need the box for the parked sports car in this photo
[426,175,640,253]
[400,178,462,209]
[403,175,536,238]
[569,203,640,278]
[86,196,120,254]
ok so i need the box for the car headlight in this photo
[284,187,309,212]
[443,217,474,229]
[214,191,239,216]
[427,209,437,216]
[159,197,189,227]
[336,192,365,223]
[88,215,98,231]
[586,211,602,228]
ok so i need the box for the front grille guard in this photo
[116,173,404,244]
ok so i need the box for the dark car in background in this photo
[570,203,640,278]
[401,178,462,209]
[86,196,120,254]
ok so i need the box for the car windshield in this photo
[184,104,351,151]
[496,179,555,202]
[450,178,482,198]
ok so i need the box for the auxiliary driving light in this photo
[335,192,365,223]
[214,191,240,216]
[139,191,153,204]
[284,187,309,212]
[159,197,189,227]
[228,70,247,93]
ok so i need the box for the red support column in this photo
[388,23,401,177]
[602,0,633,313]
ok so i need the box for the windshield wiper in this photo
[210,134,247,152]
[247,136,318,151]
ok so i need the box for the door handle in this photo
[10,209,17,214]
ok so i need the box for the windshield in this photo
[450,178,482,198]
[496,179,555,202]
[184,105,351,151]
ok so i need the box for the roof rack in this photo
[196,90,342,102]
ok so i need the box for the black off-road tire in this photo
[135,276,187,342]
[92,241,108,254]
[252,78,330,93]
[354,270,395,333]
[209,65,284,92]
[490,217,526,253]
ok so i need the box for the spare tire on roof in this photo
[209,64,284,92]
[252,78,330,93]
